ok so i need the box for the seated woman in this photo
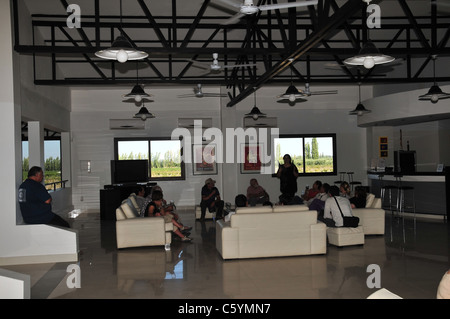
[302,180,322,202]
[319,185,354,227]
[349,186,367,209]
[144,190,192,242]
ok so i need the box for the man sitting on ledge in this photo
[18,166,70,228]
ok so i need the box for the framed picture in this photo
[240,144,262,174]
[192,144,217,175]
[379,136,388,158]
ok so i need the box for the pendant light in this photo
[123,62,152,103]
[349,83,371,116]
[277,59,308,103]
[95,0,148,63]
[418,55,450,103]
[344,1,394,69]
[278,85,308,102]
[245,88,266,120]
[134,103,155,121]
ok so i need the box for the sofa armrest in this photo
[310,222,327,254]
[216,220,239,259]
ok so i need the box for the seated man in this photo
[200,178,224,221]
[246,178,270,206]
[319,185,353,227]
[18,166,70,228]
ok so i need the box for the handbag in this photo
[334,197,360,227]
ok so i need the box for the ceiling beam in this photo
[226,0,363,107]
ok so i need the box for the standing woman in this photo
[276,154,299,204]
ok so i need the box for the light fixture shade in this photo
[344,41,395,69]
[123,84,152,100]
[95,35,148,63]
[134,106,155,121]
[277,85,308,102]
[245,106,267,120]
[419,85,450,103]
[349,103,371,116]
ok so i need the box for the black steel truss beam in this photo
[11,0,450,95]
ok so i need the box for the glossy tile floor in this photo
[3,208,450,299]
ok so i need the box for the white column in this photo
[61,132,72,187]
[27,121,45,173]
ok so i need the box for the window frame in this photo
[272,133,337,177]
[114,137,185,181]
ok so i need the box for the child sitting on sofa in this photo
[144,190,192,242]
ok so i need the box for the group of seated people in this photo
[203,178,367,228]
[302,180,368,227]
[133,177,367,239]
[134,185,193,242]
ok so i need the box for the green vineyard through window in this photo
[116,138,184,181]
[273,134,336,176]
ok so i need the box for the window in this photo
[273,134,337,176]
[22,137,63,190]
[114,138,185,181]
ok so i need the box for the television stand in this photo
[100,182,157,220]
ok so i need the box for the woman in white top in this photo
[321,185,353,227]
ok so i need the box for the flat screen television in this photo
[111,160,149,184]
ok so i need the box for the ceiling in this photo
[12,0,450,106]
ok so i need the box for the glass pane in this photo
[117,140,149,160]
[273,137,304,173]
[44,140,62,190]
[22,141,29,181]
[304,137,334,173]
[150,140,182,178]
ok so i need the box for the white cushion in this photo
[116,207,126,220]
[273,204,309,213]
[366,193,375,208]
[235,206,273,214]
[121,202,137,219]
[128,195,140,211]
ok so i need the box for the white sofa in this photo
[115,197,172,250]
[352,193,385,235]
[216,204,327,260]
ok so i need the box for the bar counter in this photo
[367,170,449,220]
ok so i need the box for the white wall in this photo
[70,84,368,206]
[0,1,77,266]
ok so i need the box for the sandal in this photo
[181,236,192,242]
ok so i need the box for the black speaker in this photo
[394,150,416,173]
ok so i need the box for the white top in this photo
[323,196,353,227]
